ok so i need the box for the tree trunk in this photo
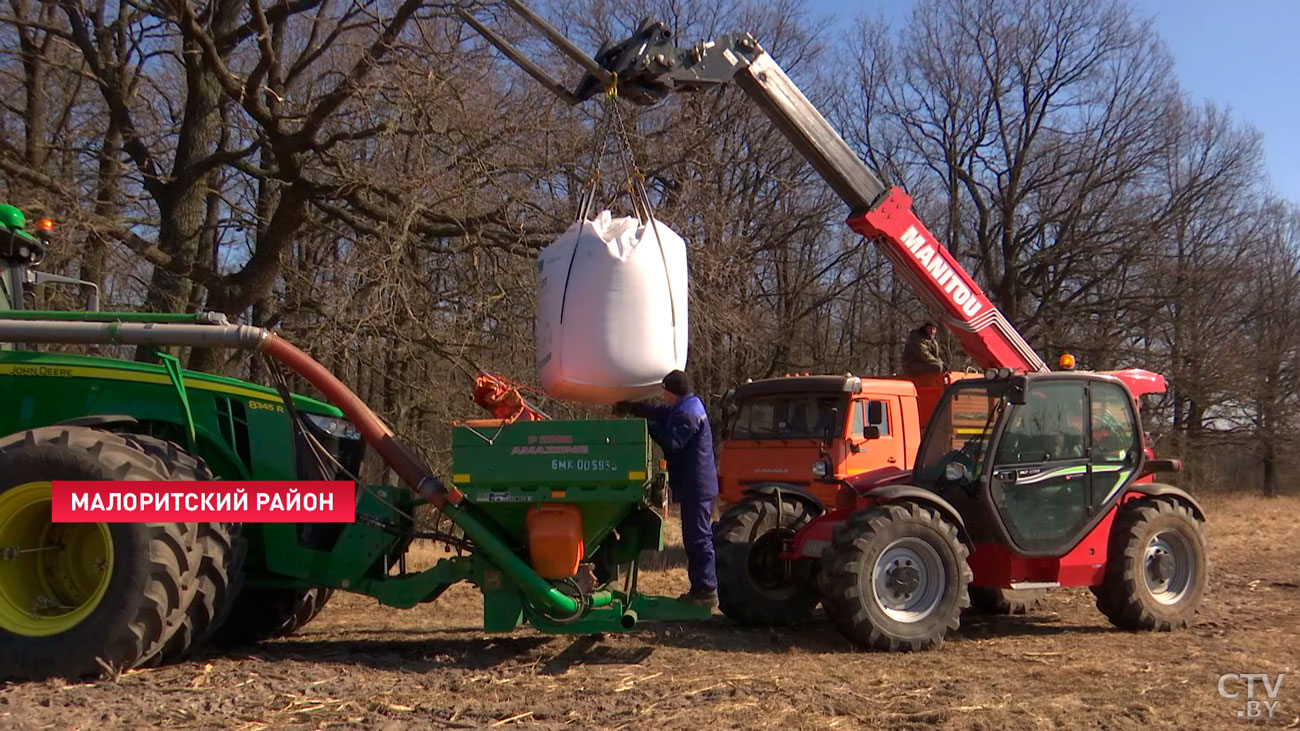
[138,0,242,360]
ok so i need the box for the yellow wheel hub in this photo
[0,482,114,636]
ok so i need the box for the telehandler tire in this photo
[821,502,970,651]
[1094,497,1207,630]
[0,427,199,680]
[715,495,821,625]
[967,586,1046,615]
[120,434,246,663]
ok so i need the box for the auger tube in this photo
[0,319,266,348]
[0,310,228,323]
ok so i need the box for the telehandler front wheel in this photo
[0,427,197,680]
[821,502,970,651]
[1094,498,1208,630]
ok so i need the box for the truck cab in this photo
[715,373,956,506]
[717,371,980,508]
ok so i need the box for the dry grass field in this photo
[2,494,1297,729]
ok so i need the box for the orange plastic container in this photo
[526,504,584,579]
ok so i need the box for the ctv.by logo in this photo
[1218,673,1285,719]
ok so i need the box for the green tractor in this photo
[0,204,705,681]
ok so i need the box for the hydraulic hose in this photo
[260,335,582,617]
[257,334,450,505]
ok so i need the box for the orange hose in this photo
[259,334,457,507]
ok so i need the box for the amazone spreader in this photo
[253,417,705,635]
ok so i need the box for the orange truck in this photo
[717,372,976,509]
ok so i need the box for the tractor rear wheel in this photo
[967,586,1046,615]
[212,586,334,645]
[715,495,821,625]
[1094,498,1207,630]
[120,434,247,663]
[821,502,970,651]
[0,427,198,680]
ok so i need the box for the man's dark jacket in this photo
[627,394,719,499]
[902,327,944,374]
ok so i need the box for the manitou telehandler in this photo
[465,1,1208,650]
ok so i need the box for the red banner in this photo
[51,481,356,522]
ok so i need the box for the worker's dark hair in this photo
[662,370,692,396]
[921,321,938,331]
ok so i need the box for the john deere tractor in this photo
[0,204,359,677]
[0,204,705,681]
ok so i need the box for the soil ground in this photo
[2,494,1297,730]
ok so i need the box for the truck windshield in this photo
[914,383,1007,486]
[730,394,846,441]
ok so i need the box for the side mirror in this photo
[1138,458,1183,478]
[862,425,881,440]
[945,461,970,483]
[823,407,839,446]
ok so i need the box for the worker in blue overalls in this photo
[615,370,719,607]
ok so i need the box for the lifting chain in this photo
[576,85,655,224]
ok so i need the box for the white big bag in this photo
[537,210,689,404]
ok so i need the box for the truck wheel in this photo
[0,427,198,680]
[1094,498,1208,630]
[822,502,970,651]
[967,587,1046,615]
[715,495,821,625]
[212,586,334,645]
[120,435,247,663]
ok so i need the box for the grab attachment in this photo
[456,1,889,211]
[456,0,759,106]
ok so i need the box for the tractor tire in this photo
[967,586,1046,615]
[212,586,334,646]
[818,547,851,627]
[715,495,821,626]
[821,502,971,652]
[1094,498,1208,631]
[120,434,247,663]
[0,427,199,680]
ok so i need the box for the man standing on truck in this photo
[614,370,719,608]
[902,321,945,374]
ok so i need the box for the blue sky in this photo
[805,0,1300,204]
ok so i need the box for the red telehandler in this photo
[462,2,1208,650]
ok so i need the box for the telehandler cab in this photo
[796,370,1204,649]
